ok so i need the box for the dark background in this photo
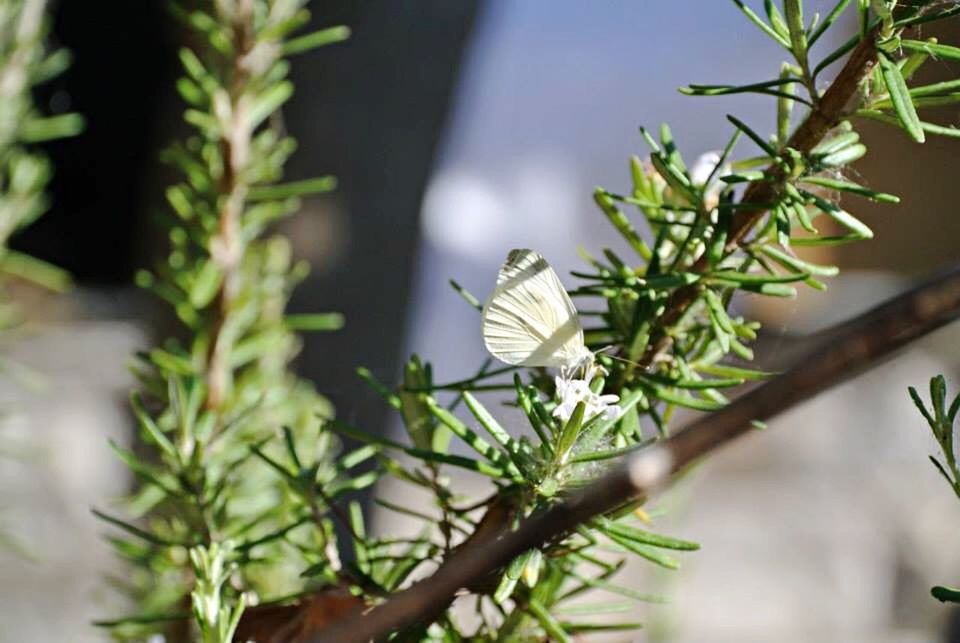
[14,0,483,440]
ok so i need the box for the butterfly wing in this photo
[481,249,588,368]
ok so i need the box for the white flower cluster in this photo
[552,364,623,425]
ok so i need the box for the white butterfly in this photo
[481,249,594,373]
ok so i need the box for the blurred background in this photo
[2,1,960,641]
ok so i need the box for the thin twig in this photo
[170,6,256,641]
[0,0,46,98]
[309,264,960,642]
[206,0,255,410]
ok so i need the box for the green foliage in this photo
[0,0,79,319]
[190,542,247,643]
[909,376,960,500]
[0,0,80,554]
[290,1,958,639]
[910,375,960,604]
[96,1,960,640]
[95,1,348,640]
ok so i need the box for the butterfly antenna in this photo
[596,349,645,370]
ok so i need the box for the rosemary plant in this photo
[96,1,960,641]
[94,2,348,640]
[910,375,960,604]
[0,0,80,551]
[0,0,80,333]
[283,1,960,640]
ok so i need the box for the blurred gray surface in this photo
[0,310,143,642]
[657,324,960,642]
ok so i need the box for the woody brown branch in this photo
[206,0,255,410]
[170,5,256,642]
[309,263,960,643]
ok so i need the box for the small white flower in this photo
[689,150,723,186]
[552,364,622,425]
[689,150,731,208]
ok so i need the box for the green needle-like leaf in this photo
[556,401,587,466]
[809,0,853,47]
[784,0,808,71]
[877,50,925,143]
[92,509,190,548]
[427,398,519,474]
[593,517,700,551]
[799,176,899,203]
[726,114,778,156]
[706,269,809,285]
[248,176,337,201]
[284,312,345,332]
[528,599,573,643]
[603,529,680,570]
[900,39,960,62]
[732,0,791,49]
[932,586,960,603]
[282,25,351,55]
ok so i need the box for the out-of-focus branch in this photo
[0,0,46,101]
[206,0,254,410]
[310,263,960,643]
[0,0,50,246]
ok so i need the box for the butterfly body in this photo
[481,249,593,372]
